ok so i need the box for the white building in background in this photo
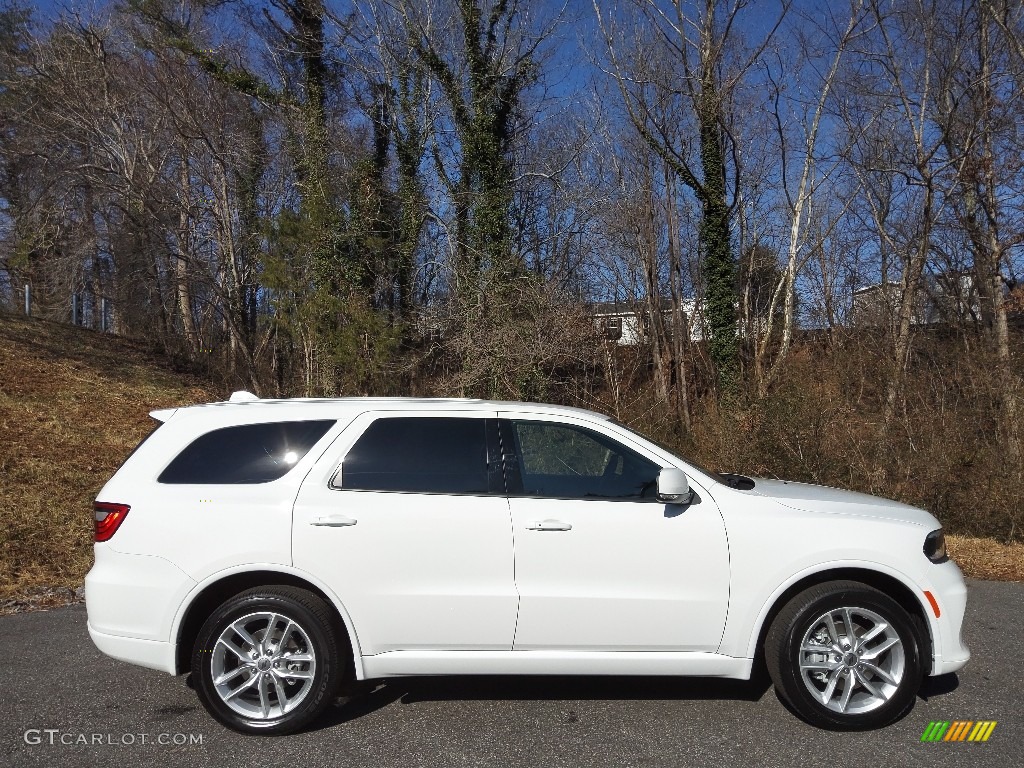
[850,282,927,327]
[850,272,984,327]
[594,272,998,345]
[591,299,707,345]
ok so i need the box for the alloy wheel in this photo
[210,611,318,720]
[798,606,905,715]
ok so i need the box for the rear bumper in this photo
[88,623,178,675]
[85,545,195,674]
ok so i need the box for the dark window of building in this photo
[158,420,335,484]
[601,316,623,341]
[339,417,492,495]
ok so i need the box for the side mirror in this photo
[657,468,692,504]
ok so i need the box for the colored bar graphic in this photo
[978,722,997,742]
[921,721,950,741]
[921,721,996,743]
[945,721,965,741]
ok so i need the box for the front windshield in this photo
[610,420,728,485]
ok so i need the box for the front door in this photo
[500,414,730,652]
[292,412,518,654]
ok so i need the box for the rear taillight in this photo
[94,502,130,542]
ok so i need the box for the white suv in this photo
[86,394,969,734]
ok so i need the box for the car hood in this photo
[743,478,939,527]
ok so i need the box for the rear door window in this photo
[338,417,496,495]
[158,420,335,484]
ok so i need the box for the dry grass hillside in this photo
[0,312,1020,615]
[0,313,216,610]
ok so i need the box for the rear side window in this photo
[338,417,491,494]
[158,420,335,484]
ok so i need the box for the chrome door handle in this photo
[526,519,572,531]
[311,515,358,527]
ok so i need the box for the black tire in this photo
[765,580,924,730]
[192,586,344,735]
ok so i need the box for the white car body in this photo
[86,397,969,693]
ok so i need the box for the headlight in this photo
[923,528,947,563]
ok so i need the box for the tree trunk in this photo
[696,86,738,392]
[883,182,933,426]
[663,165,691,431]
[977,1,1021,461]
[176,153,198,353]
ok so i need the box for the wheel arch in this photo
[172,565,364,680]
[747,565,933,674]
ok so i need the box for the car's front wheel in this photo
[765,580,924,729]
[192,586,344,735]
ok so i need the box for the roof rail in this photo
[228,390,260,403]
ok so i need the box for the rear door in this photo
[292,411,518,654]
[501,413,730,652]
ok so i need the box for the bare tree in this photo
[594,0,789,392]
[751,0,867,396]
[843,0,971,425]
[934,0,1023,462]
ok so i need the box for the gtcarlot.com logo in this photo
[24,730,204,746]
[921,721,997,743]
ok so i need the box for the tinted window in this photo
[158,420,334,484]
[340,417,491,494]
[508,420,661,501]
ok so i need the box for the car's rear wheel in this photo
[765,580,924,729]
[192,586,343,735]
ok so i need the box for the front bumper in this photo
[925,559,971,676]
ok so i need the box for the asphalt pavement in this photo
[2,578,1020,768]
